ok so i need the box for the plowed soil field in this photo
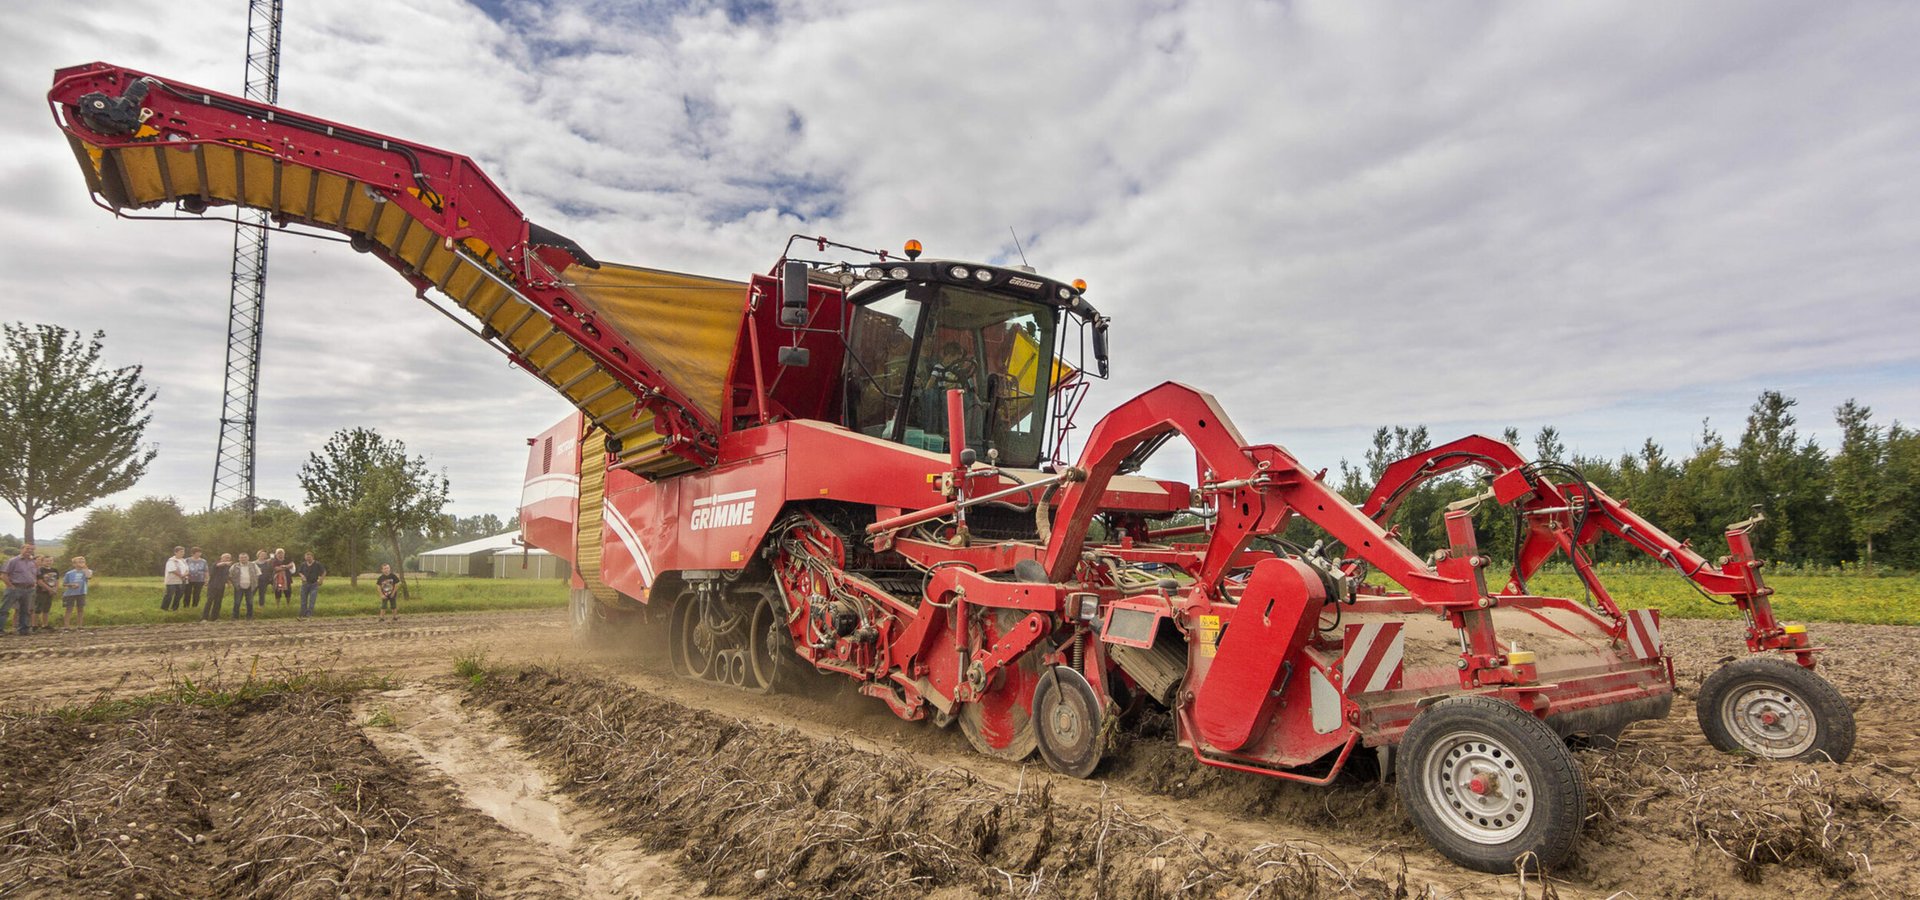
[0,610,1913,898]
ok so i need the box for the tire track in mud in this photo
[357,684,709,899]
[0,611,557,663]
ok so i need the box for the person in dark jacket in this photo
[201,553,232,622]
[296,552,326,618]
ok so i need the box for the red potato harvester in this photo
[48,62,1854,873]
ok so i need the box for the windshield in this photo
[845,283,1060,467]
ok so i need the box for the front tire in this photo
[1398,696,1586,874]
[570,588,618,648]
[1696,656,1855,763]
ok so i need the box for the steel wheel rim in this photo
[748,599,781,689]
[677,601,713,679]
[1721,681,1816,758]
[571,592,592,632]
[1423,729,1535,844]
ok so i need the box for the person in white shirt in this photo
[162,546,188,611]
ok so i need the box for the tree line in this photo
[61,428,506,584]
[0,322,508,584]
[1329,391,1920,571]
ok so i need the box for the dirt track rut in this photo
[0,609,1913,897]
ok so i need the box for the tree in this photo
[1733,391,1842,562]
[1533,426,1566,463]
[364,445,449,597]
[436,513,510,544]
[65,495,305,576]
[299,428,449,589]
[0,324,158,543]
[1832,401,1895,571]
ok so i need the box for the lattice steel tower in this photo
[210,0,285,514]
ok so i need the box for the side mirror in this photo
[777,346,811,367]
[780,260,810,326]
[1091,319,1111,378]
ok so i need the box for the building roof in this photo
[494,546,553,557]
[418,531,523,557]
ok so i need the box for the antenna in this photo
[210,0,284,517]
[1009,226,1030,268]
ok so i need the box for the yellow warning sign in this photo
[1197,615,1221,658]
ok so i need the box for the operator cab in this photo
[837,259,1107,468]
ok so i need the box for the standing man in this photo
[62,556,93,629]
[376,563,400,620]
[162,546,188,611]
[230,552,259,620]
[185,548,208,609]
[33,555,57,632]
[201,553,231,622]
[4,544,36,636]
[297,552,325,619]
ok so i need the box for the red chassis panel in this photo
[574,417,1189,603]
[520,414,583,563]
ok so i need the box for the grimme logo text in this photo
[690,489,757,530]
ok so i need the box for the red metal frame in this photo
[1359,435,1819,667]
[48,62,720,465]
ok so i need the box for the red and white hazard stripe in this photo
[1624,608,1663,661]
[1342,622,1405,694]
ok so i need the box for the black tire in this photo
[569,588,619,648]
[1695,656,1855,763]
[1033,667,1109,778]
[746,593,798,693]
[1398,696,1586,874]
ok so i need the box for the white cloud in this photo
[2,0,1917,540]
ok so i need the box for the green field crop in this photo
[1524,565,1920,626]
[45,575,566,628]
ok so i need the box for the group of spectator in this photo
[3,543,92,634]
[3,543,407,634]
[161,547,328,620]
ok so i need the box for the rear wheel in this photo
[1696,656,1854,763]
[668,594,714,680]
[1398,696,1586,874]
[746,594,797,693]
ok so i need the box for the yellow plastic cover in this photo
[560,263,746,424]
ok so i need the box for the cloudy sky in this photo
[2,0,1917,540]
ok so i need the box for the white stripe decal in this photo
[520,474,581,505]
[1644,612,1663,655]
[1345,623,1382,679]
[1365,631,1405,693]
[603,508,656,583]
[1625,612,1650,659]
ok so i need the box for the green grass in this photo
[61,575,566,627]
[1524,565,1920,626]
[48,667,395,723]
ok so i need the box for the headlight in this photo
[1057,287,1071,300]
[1070,593,1100,622]
[949,265,970,280]
[864,267,887,280]
[974,268,993,282]
[889,266,910,279]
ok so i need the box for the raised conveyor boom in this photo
[47,61,746,477]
